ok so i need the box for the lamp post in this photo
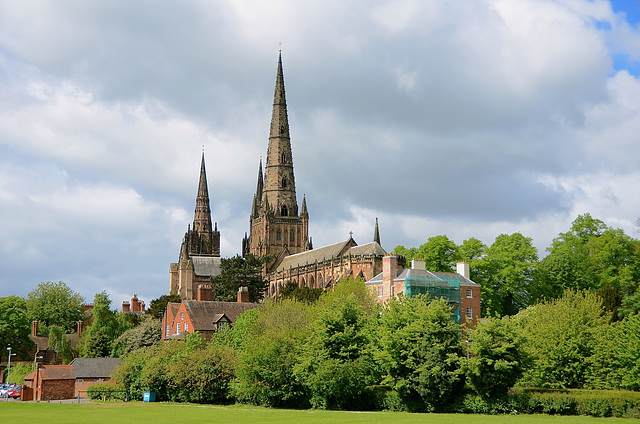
[6,347,16,383]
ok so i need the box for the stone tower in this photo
[243,52,311,267]
[170,152,221,299]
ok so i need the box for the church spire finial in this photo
[374,217,381,245]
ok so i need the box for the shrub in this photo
[86,383,127,401]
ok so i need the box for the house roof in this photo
[182,300,259,332]
[39,365,75,380]
[366,267,480,286]
[69,358,122,379]
[191,256,222,277]
[29,333,80,351]
[275,238,385,272]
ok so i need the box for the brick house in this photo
[23,365,75,401]
[28,320,81,366]
[366,256,481,328]
[162,287,259,340]
[70,357,121,397]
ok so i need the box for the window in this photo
[390,286,395,296]
[176,323,181,334]
[466,307,473,319]
[180,312,184,320]
[276,229,282,241]
[281,152,286,163]
[377,286,383,298]
[281,205,288,216]
[466,289,472,298]
[290,231,295,243]
[280,125,285,135]
[282,177,287,189]
[185,322,188,332]
[166,325,169,338]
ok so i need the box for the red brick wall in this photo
[41,379,75,401]
[460,286,481,328]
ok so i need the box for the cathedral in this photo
[170,52,387,300]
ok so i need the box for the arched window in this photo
[281,205,288,216]
[280,125,285,135]
[276,229,282,241]
[281,152,286,163]
[281,177,287,189]
[289,230,295,243]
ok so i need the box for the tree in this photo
[26,281,84,334]
[465,316,526,399]
[48,325,74,364]
[475,233,538,316]
[514,290,612,389]
[146,294,182,320]
[380,296,465,412]
[298,293,380,410]
[233,299,311,408]
[79,291,136,357]
[392,245,417,263]
[0,296,33,357]
[416,235,460,272]
[111,319,162,357]
[210,254,269,302]
[459,237,487,263]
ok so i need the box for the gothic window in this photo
[281,152,286,163]
[281,177,287,189]
[280,125,285,135]
[276,229,282,241]
[290,230,295,243]
[281,205,288,216]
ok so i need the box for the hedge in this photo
[86,383,128,401]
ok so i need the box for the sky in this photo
[2,0,640,307]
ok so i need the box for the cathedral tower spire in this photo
[245,51,310,264]
[189,152,220,257]
[263,51,298,218]
[374,217,381,245]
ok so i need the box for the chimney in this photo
[382,255,398,299]
[457,260,470,279]
[411,258,426,270]
[122,301,130,312]
[237,286,250,303]
[131,294,140,312]
[198,284,213,302]
[32,321,39,337]
[140,301,145,312]
[77,321,84,334]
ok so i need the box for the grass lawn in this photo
[1,402,639,424]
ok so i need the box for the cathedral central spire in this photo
[244,51,310,262]
[263,51,298,218]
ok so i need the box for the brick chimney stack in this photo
[77,321,84,334]
[131,294,140,312]
[237,286,250,303]
[197,284,213,302]
[122,301,130,312]
[382,255,399,301]
[32,321,39,336]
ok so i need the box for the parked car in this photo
[6,387,21,399]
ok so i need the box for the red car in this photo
[6,387,21,399]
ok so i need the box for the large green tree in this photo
[475,233,538,316]
[26,281,84,334]
[233,299,311,408]
[211,254,269,302]
[0,296,33,357]
[465,316,526,399]
[380,295,465,412]
[416,235,460,272]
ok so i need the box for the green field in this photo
[1,402,640,424]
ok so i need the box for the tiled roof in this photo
[39,365,75,380]
[69,358,121,378]
[275,238,386,272]
[191,256,222,277]
[183,300,259,332]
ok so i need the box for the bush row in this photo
[462,389,640,418]
[86,383,128,401]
